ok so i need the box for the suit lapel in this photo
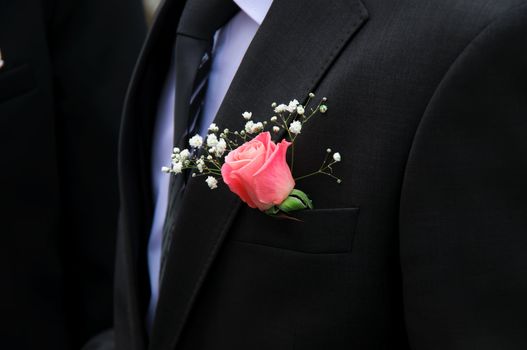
[117,0,185,347]
[149,0,369,348]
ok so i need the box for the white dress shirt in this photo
[147,0,273,328]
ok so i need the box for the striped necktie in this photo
[158,0,239,284]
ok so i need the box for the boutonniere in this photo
[163,93,342,217]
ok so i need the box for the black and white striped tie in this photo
[156,0,240,286]
[158,39,214,283]
[186,48,212,140]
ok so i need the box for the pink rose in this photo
[221,132,295,211]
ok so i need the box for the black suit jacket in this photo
[115,0,527,349]
[0,0,145,349]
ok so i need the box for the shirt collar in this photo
[233,0,273,25]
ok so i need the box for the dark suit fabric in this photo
[115,0,527,349]
[0,0,145,349]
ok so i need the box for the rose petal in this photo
[252,139,295,208]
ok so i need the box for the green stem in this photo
[294,170,321,181]
[294,159,340,182]
[320,171,340,182]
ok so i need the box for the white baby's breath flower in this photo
[242,111,252,120]
[319,104,328,113]
[205,176,218,189]
[189,134,203,148]
[161,166,171,173]
[207,133,219,147]
[173,147,180,154]
[296,105,305,115]
[215,138,227,157]
[196,159,205,173]
[274,104,288,113]
[270,116,278,122]
[333,152,341,162]
[244,120,254,134]
[172,162,183,174]
[287,99,300,113]
[273,126,280,133]
[309,92,315,98]
[289,120,302,135]
[208,123,219,133]
[252,122,264,133]
[179,149,190,161]
[245,121,263,134]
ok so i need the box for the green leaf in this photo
[290,189,314,209]
[278,196,307,213]
[265,206,280,216]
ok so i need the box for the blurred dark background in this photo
[0,0,147,349]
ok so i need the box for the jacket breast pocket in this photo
[228,207,360,254]
[0,64,35,103]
